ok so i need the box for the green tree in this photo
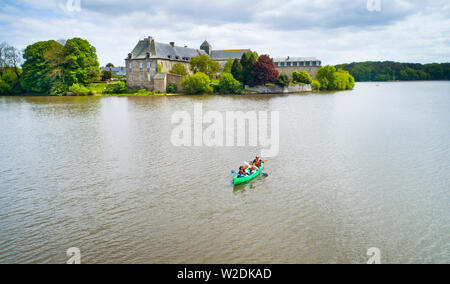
[190,55,220,78]
[181,72,213,94]
[293,71,312,84]
[101,70,112,81]
[21,40,64,93]
[157,64,162,73]
[317,65,338,90]
[169,63,188,76]
[231,59,244,82]
[222,59,234,74]
[311,80,321,91]
[217,72,242,94]
[64,38,101,86]
[276,73,290,87]
[335,69,355,90]
[240,51,258,85]
[106,63,114,68]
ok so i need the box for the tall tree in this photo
[64,38,101,86]
[240,51,258,85]
[231,59,243,82]
[4,45,22,78]
[250,55,279,86]
[21,40,64,93]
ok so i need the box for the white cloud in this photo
[0,0,449,66]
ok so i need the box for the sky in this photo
[0,0,449,67]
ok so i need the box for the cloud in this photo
[0,0,449,66]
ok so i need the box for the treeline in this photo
[0,38,101,95]
[335,61,450,82]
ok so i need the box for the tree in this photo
[64,38,101,86]
[293,70,312,84]
[21,40,64,93]
[250,55,279,86]
[190,55,220,78]
[181,72,213,94]
[169,63,188,76]
[317,65,338,90]
[218,72,242,94]
[276,73,290,87]
[231,59,244,82]
[106,63,115,68]
[335,69,355,90]
[222,59,234,74]
[240,51,258,85]
[311,80,321,91]
[101,70,112,81]
[0,68,22,95]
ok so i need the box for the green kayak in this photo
[233,163,264,186]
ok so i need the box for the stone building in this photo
[273,57,322,80]
[125,36,250,91]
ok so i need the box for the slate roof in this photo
[210,50,250,61]
[129,37,206,61]
[273,57,321,63]
[129,37,250,63]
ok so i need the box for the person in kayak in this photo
[254,157,262,168]
[249,162,257,174]
[238,166,247,177]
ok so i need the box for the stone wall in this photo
[167,73,184,92]
[245,84,312,94]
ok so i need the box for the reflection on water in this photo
[0,82,449,264]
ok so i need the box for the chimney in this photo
[170,42,175,47]
[287,56,290,60]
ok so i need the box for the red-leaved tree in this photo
[250,55,279,86]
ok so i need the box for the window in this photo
[129,74,133,81]
[148,73,151,81]
[140,74,144,81]
[147,62,151,69]
[140,62,143,69]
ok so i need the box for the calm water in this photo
[0,82,449,264]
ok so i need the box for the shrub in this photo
[51,81,69,96]
[293,71,313,84]
[157,64,162,73]
[276,73,290,87]
[167,83,178,93]
[311,80,321,91]
[105,80,128,94]
[68,83,91,96]
[218,72,242,94]
[181,72,213,94]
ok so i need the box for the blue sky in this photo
[0,0,449,66]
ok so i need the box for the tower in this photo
[200,40,212,56]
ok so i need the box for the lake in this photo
[0,81,449,264]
